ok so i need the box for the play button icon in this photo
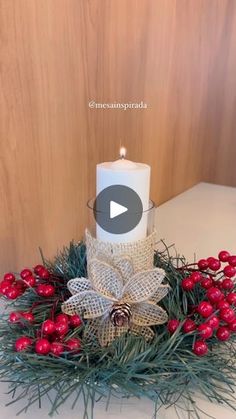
[93,185,143,234]
[110,201,128,219]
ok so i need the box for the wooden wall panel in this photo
[200,1,236,186]
[0,0,236,272]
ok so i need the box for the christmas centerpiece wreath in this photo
[0,229,236,418]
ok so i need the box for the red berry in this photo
[216,326,231,341]
[36,284,45,296]
[34,265,45,275]
[42,319,56,335]
[3,273,15,283]
[224,265,236,278]
[183,319,196,333]
[55,321,69,336]
[37,284,48,296]
[66,338,81,353]
[193,340,208,356]
[228,256,236,267]
[222,278,234,291]
[228,319,236,332]
[181,277,195,292]
[206,287,223,304]
[207,257,215,263]
[208,258,221,271]
[198,323,213,339]
[35,338,51,355]
[22,312,34,323]
[38,268,50,280]
[51,341,64,356]
[198,301,213,318]
[217,300,230,310]
[190,272,202,283]
[5,286,20,299]
[219,308,235,323]
[15,336,32,352]
[55,314,69,324]
[69,314,82,328]
[214,280,223,290]
[167,319,180,334]
[198,259,209,270]
[201,277,213,289]
[9,312,21,323]
[218,251,230,262]
[226,293,236,305]
[36,284,55,297]
[207,315,220,330]
[20,269,32,279]
[15,280,26,291]
[0,280,11,295]
[23,275,36,287]
[42,284,55,297]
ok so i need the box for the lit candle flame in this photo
[119,147,126,159]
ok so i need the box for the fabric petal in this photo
[113,257,134,283]
[62,291,113,318]
[97,316,128,347]
[130,324,155,341]
[148,285,170,304]
[132,302,168,326]
[67,278,92,295]
[83,319,100,343]
[89,259,123,299]
[122,268,166,303]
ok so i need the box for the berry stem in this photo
[177,263,197,270]
[29,301,45,312]
[50,298,60,321]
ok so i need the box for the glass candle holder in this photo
[87,198,156,243]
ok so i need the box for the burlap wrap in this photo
[85,228,156,274]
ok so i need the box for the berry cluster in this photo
[168,250,236,356]
[1,263,83,357]
[0,265,55,299]
[13,313,82,356]
[181,250,236,293]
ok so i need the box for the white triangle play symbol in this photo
[110,201,128,219]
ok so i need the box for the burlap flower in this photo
[62,257,169,346]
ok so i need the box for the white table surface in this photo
[1,182,236,419]
[156,182,236,261]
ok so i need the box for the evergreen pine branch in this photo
[0,241,235,418]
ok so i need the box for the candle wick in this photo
[119,146,126,160]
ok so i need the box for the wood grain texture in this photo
[0,0,236,272]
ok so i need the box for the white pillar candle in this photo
[96,148,151,243]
